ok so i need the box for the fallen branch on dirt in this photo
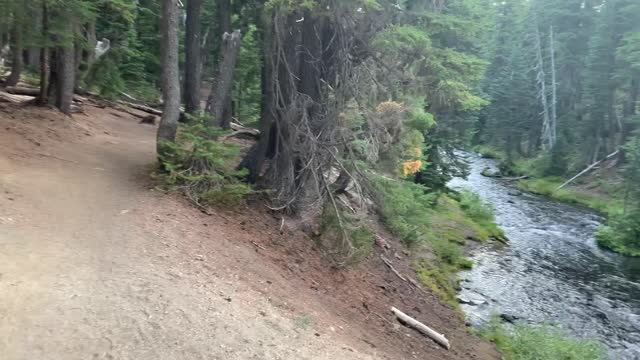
[391,307,451,350]
[556,150,619,191]
[36,152,79,164]
[381,256,406,282]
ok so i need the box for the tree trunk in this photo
[6,25,23,87]
[206,30,241,129]
[38,0,50,105]
[158,0,181,156]
[218,0,233,127]
[86,21,97,66]
[184,0,204,115]
[56,43,76,115]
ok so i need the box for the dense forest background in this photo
[0,0,638,271]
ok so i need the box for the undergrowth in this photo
[481,318,607,360]
[156,119,251,208]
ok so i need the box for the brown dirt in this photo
[0,102,498,360]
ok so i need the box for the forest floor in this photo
[0,102,498,360]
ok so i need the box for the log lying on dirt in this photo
[0,91,33,103]
[391,307,451,350]
[119,101,163,116]
[6,86,40,96]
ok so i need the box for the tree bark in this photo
[38,0,50,106]
[158,0,181,156]
[6,25,23,87]
[206,30,241,130]
[184,0,204,115]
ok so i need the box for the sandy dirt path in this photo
[0,107,378,360]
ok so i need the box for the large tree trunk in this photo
[6,25,23,87]
[38,0,50,105]
[184,0,204,115]
[158,0,181,156]
[206,30,241,129]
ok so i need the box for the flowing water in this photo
[449,153,640,360]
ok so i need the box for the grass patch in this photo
[373,176,504,306]
[473,145,506,160]
[515,177,620,215]
[481,318,607,360]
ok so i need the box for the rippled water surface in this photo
[449,153,640,360]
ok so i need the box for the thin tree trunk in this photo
[184,0,204,115]
[38,0,50,105]
[6,25,23,87]
[86,21,97,66]
[206,30,241,129]
[549,25,558,147]
[158,0,181,156]
[534,17,551,150]
[218,0,233,127]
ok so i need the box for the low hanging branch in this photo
[391,307,451,350]
[556,150,620,191]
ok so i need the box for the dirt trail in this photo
[0,104,498,360]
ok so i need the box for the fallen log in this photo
[555,150,619,191]
[119,101,163,116]
[0,91,33,103]
[501,175,529,181]
[7,86,89,104]
[391,307,451,350]
[6,86,39,96]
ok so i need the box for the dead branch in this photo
[381,255,406,282]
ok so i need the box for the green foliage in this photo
[481,318,606,360]
[457,191,504,241]
[516,178,619,216]
[372,176,504,304]
[157,118,251,208]
[596,133,640,256]
[233,24,262,125]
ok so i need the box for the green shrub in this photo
[596,211,640,256]
[157,119,251,207]
[481,319,606,360]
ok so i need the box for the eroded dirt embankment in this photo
[0,102,497,360]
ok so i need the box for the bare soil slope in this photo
[0,102,497,360]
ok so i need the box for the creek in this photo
[449,153,640,360]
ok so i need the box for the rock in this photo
[507,199,515,204]
[500,313,520,323]
[507,190,522,196]
[457,295,488,306]
[481,167,502,178]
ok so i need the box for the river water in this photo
[449,153,640,360]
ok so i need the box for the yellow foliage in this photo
[402,160,422,176]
